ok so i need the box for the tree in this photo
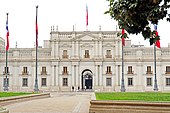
[105,0,170,45]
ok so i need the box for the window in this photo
[106,50,112,58]
[22,67,28,75]
[146,78,152,86]
[166,78,170,86]
[146,66,152,74]
[62,50,68,58]
[41,78,47,86]
[128,66,133,74]
[106,66,112,74]
[3,78,9,87]
[63,67,68,75]
[22,78,28,87]
[84,50,90,58]
[41,66,47,75]
[4,67,9,74]
[106,78,112,86]
[128,78,133,86]
[166,66,170,74]
[63,78,68,86]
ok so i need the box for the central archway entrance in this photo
[82,69,93,90]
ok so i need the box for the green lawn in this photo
[95,92,170,102]
[0,92,33,98]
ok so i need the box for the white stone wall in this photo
[0,31,170,92]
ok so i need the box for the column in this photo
[56,41,59,59]
[51,65,55,86]
[115,41,119,57]
[99,41,102,57]
[95,41,98,57]
[56,64,59,86]
[76,65,79,86]
[75,41,78,57]
[99,65,103,86]
[72,41,75,57]
[95,65,98,86]
[72,65,75,86]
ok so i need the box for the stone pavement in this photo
[5,92,94,113]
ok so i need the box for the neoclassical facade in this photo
[0,28,170,92]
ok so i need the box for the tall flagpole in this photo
[34,6,39,92]
[153,43,158,91]
[153,24,158,91]
[120,28,125,92]
[4,13,9,91]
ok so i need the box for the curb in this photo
[0,93,50,106]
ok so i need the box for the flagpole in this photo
[4,47,8,91]
[153,43,158,91]
[120,44,125,92]
[4,13,9,92]
[120,29,125,92]
[34,6,39,92]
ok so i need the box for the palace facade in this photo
[0,28,170,92]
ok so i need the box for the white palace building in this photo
[1,27,170,92]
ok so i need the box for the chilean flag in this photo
[86,4,88,27]
[6,13,9,51]
[154,25,160,48]
[36,6,38,47]
[122,28,125,46]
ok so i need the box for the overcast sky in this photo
[0,0,170,48]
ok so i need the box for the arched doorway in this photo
[82,69,93,90]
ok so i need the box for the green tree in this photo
[105,0,170,44]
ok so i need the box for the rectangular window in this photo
[106,50,112,58]
[166,78,170,86]
[23,67,28,74]
[3,78,9,87]
[106,78,112,86]
[22,78,28,87]
[166,66,170,74]
[63,67,68,75]
[62,50,68,58]
[106,66,112,74]
[128,78,133,86]
[146,66,152,74]
[41,66,47,75]
[41,78,47,86]
[63,78,68,86]
[84,50,90,58]
[128,66,133,74]
[146,78,152,86]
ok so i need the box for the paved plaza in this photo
[5,92,94,113]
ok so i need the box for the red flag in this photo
[122,28,125,46]
[154,25,160,48]
[36,6,38,47]
[86,4,88,27]
[6,13,9,50]
[155,40,160,48]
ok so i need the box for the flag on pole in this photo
[122,28,125,46]
[154,25,160,48]
[36,6,38,47]
[6,13,9,50]
[86,4,88,27]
